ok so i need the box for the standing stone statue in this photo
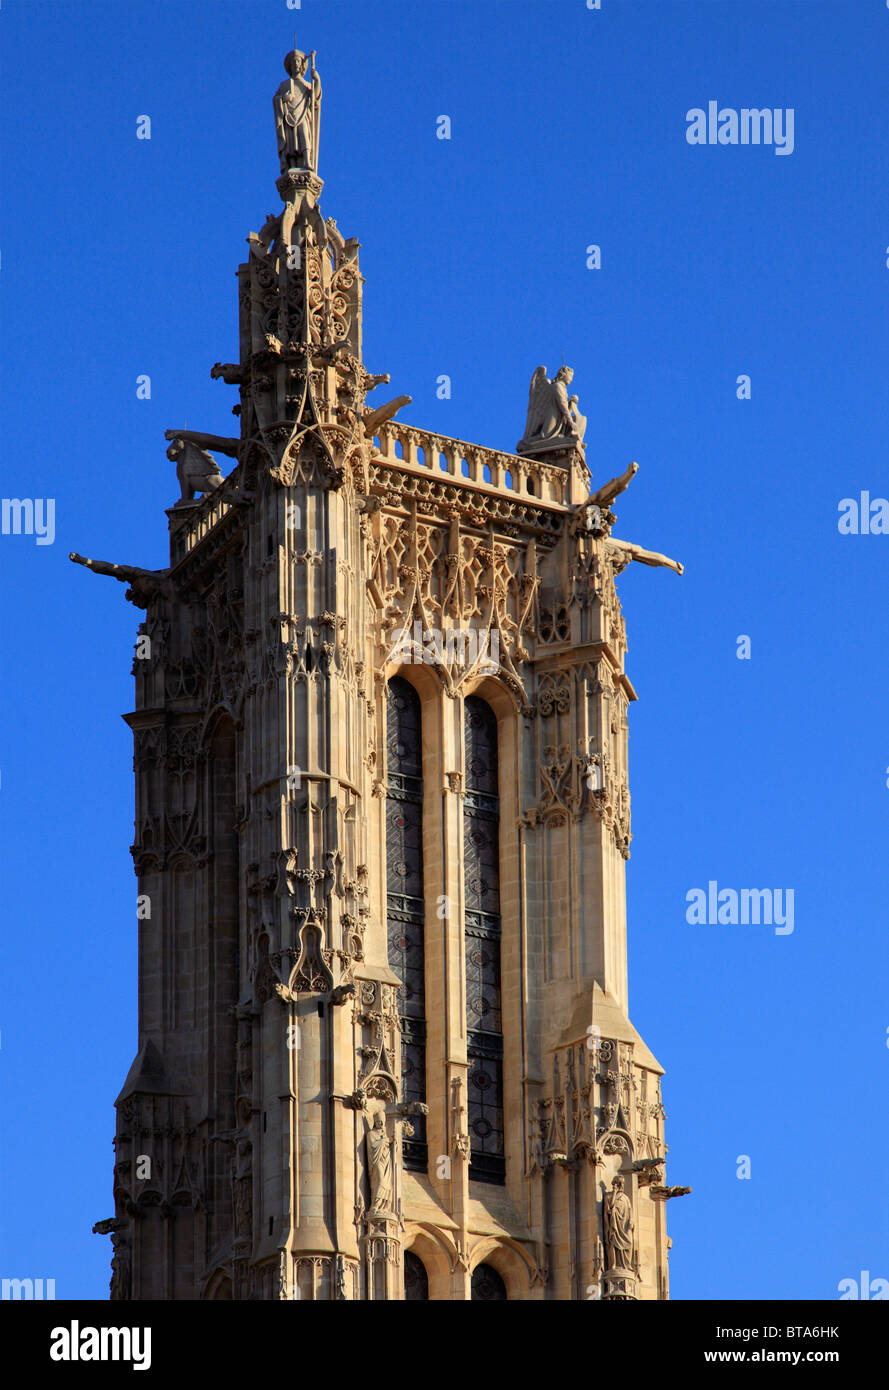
[567,392,587,441]
[366,1112,393,1216]
[233,1139,252,1240]
[518,365,586,452]
[274,49,321,174]
[603,1175,635,1270]
[109,1235,131,1300]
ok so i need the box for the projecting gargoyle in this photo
[650,1184,693,1200]
[69,552,171,608]
[163,429,240,460]
[210,363,243,385]
[356,371,392,393]
[590,461,638,510]
[570,463,639,536]
[362,395,411,438]
[92,1218,125,1236]
[606,537,684,576]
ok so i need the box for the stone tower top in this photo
[74,46,689,1301]
[70,48,682,582]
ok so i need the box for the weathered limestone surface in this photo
[78,49,686,1301]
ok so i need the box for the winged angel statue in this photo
[518,365,586,454]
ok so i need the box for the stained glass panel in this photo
[464,696,505,1184]
[386,678,427,1169]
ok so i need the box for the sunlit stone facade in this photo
[82,50,685,1301]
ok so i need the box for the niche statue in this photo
[366,1112,393,1217]
[603,1175,635,1271]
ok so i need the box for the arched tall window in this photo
[471,1263,507,1300]
[403,1250,430,1300]
[463,696,505,1184]
[386,677,427,1170]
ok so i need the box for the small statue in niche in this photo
[603,1175,635,1271]
[366,1111,393,1217]
[109,1234,131,1301]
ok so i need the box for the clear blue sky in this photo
[1,0,887,1301]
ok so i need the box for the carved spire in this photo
[199,50,407,495]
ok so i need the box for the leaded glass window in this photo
[463,696,505,1184]
[386,677,427,1170]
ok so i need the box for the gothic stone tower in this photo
[79,50,687,1301]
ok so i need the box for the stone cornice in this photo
[370,461,565,542]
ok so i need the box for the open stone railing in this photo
[372,421,572,508]
[170,475,238,567]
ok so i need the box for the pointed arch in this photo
[203,1270,233,1300]
[402,1222,459,1301]
[469,1237,536,1299]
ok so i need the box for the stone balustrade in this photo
[372,422,570,507]
[170,418,574,570]
[170,482,236,566]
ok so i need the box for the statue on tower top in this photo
[517,364,586,455]
[274,48,322,175]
